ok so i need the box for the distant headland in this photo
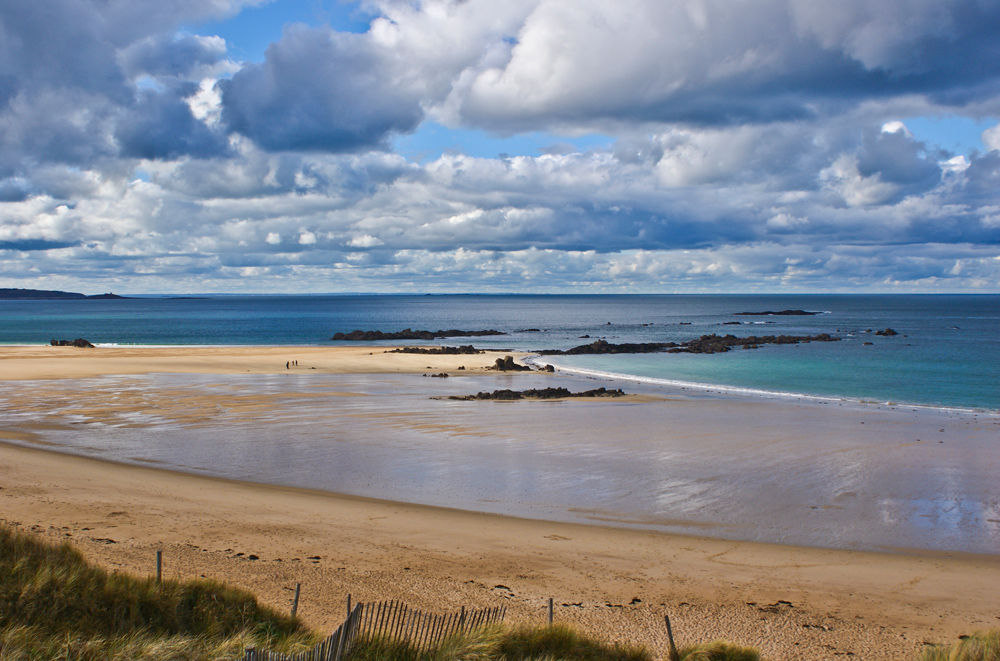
[0,288,128,300]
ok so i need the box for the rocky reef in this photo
[449,387,624,401]
[332,329,505,341]
[489,355,533,371]
[538,333,838,356]
[733,309,818,316]
[50,338,95,348]
[389,345,482,355]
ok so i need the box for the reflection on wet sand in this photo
[0,371,997,554]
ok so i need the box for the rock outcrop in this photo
[450,387,624,401]
[875,328,899,336]
[333,328,505,341]
[733,310,818,316]
[490,356,532,371]
[389,345,482,355]
[50,338,95,348]
[538,333,838,356]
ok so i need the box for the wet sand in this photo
[1,345,999,660]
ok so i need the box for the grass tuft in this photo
[0,525,317,660]
[497,624,651,661]
[917,631,1000,661]
[678,640,762,661]
[348,624,651,661]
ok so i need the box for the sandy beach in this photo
[2,345,999,660]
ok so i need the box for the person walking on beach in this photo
[286,361,289,369]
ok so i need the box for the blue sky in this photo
[1,0,999,294]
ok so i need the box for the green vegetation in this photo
[5,523,998,661]
[0,525,317,660]
[347,624,760,661]
[676,641,761,661]
[348,624,651,661]
[917,631,1000,661]
[499,624,651,661]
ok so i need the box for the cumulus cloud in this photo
[119,33,230,80]
[115,85,229,159]
[219,25,426,152]
[0,1,241,172]
[983,124,1000,152]
[440,0,1000,132]
[1,0,999,292]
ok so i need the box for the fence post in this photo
[347,594,351,618]
[548,598,553,626]
[291,583,301,617]
[156,550,162,583]
[665,615,680,661]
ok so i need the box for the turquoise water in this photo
[2,294,997,411]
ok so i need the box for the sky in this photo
[1,0,999,294]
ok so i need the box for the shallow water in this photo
[2,371,997,554]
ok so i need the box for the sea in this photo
[2,294,999,554]
[2,293,998,411]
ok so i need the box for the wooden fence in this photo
[244,600,506,661]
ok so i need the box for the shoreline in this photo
[538,358,1000,417]
[1,345,997,554]
[5,342,994,416]
[3,440,999,661]
[2,344,999,659]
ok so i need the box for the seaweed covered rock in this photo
[333,329,504,341]
[390,345,482,355]
[50,338,95,348]
[450,387,625,401]
[490,356,532,372]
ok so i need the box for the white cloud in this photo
[821,154,900,207]
[983,124,1000,153]
[187,78,224,126]
[1,0,999,293]
[881,120,910,135]
[346,234,385,247]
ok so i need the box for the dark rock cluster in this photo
[389,345,482,355]
[538,333,838,356]
[733,309,818,316]
[332,328,505,341]
[50,338,95,348]
[490,356,532,371]
[875,328,899,336]
[450,387,624,401]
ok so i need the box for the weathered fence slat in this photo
[246,599,506,661]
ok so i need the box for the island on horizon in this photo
[0,288,128,300]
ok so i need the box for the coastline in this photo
[2,344,999,659]
[536,357,1000,416]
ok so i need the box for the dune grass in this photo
[0,525,318,660]
[347,624,651,661]
[346,623,762,661]
[498,624,652,661]
[9,522,993,661]
[676,640,762,661]
[917,631,1000,661]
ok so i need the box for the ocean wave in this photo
[524,355,999,416]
